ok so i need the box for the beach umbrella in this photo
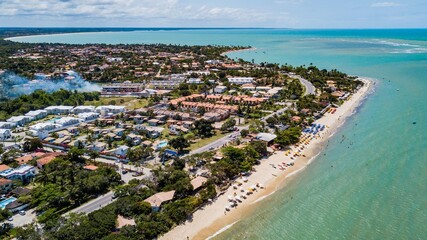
[228,195,234,201]
[250,185,257,190]
[240,187,245,192]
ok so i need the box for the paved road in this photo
[67,191,116,215]
[285,73,316,95]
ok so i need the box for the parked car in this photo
[7,217,13,221]
[121,170,128,174]
[19,210,26,216]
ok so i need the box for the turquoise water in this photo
[156,140,168,150]
[11,29,427,239]
[0,197,17,209]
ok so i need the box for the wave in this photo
[252,190,277,204]
[206,221,240,240]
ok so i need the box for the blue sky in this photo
[0,0,426,28]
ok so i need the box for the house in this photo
[53,136,71,145]
[7,116,32,126]
[44,106,74,115]
[5,201,30,213]
[132,114,146,124]
[16,152,45,165]
[0,129,11,140]
[0,122,16,129]
[116,215,136,229]
[11,187,31,196]
[291,116,301,123]
[88,142,107,152]
[0,178,12,193]
[83,165,99,171]
[0,165,10,173]
[78,112,99,122]
[145,126,164,139]
[0,165,36,182]
[182,121,194,129]
[72,106,95,114]
[29,122,58,139]
[214,86,227,94]
[228,77,254,85]
[144,190,175,211]
[55,117,80,127]
[187,78,202,84]
[95,105,126,115]
[255,133,277,145]
[148,119,160,126]
[190,176,208,192]
[113,128,125,136]
[126,133,142,145]
[203,109,230,122]
[114,145,130,157]
[25,110,48,120]
[169,125,189,135]
[36,152,65,169]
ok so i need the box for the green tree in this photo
[220,118,236,132]
[22,138,43,152]
[169,136,190,153]
[194,119,213,138]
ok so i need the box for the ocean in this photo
[10,29,427,239]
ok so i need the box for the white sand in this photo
[161,79,373,240]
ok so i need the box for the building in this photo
[78,112,100,122]
[96,105,126,115]
[7,116,32,126]
[0,165,36,182]
[0,178,12,193]
[36,152,65,169]
[187,78,202,84]
[55,117,80,127]
[102,83,143,95]
[144,190,175,211]
[25,110,48,120]
[214,86,227,94]
[44,106,74,115]
[0,122,16,129]
[228,77,254,85]
[16,152,45,165]
[113,145,130,157]
[169,125,189,135]
[255,133,277,145]
[0,129,11,140]
[190,176,208,192]
[72,106,95,114]
[29,122,58,138]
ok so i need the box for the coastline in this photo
[220,47,257,56]
[160,78,374,240]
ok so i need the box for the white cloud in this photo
[371,2,405,7]
[0,0,277,24]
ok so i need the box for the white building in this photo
[29,122,58,138]
[0,129,11,140]
[0,122,16,129]
[228,77,254,85]
[187,78,202,84]
[95,105,126,115]
[55,117,80,127]
[25,110,48,120]
[0,165,36,181]
[72,106,95,114]
[44,106,74,115]
[7,116,32,126]
[214,86,227,94]
[78,112,99,122]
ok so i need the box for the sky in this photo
[0,0,426,28]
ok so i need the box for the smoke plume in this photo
[0,71,101,100]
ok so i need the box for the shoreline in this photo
[220,47,257,56]
[160,78,374,240]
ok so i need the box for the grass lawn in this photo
[85,97,148,110]
[189,130,228,151]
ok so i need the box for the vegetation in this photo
[0,89,99,120]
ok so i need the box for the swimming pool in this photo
[156,140,168,150]
[0,197,17,209]
[48,117,62,123]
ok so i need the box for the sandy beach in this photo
[161,78,373,240]
[220,47,257,56]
